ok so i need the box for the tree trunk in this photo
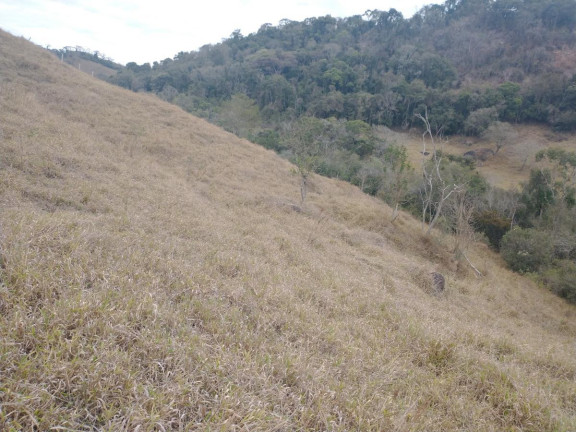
[300,174,308,206]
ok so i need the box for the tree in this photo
[448,188,483,276]
[343,120,376,157]
[258,75,295,112]
[501,228,554,273]
[497,82,523,122]
[519,168,555,223]
[473,209,511,250]
[282,117,326,205]
[377,144,413,221]
[217,94,261,138]
[541,260,576,304]
[356,156,385,194]
[416,108,464,234]
[464,107,498,136]
[532,148,576,212]
[553,111,576,132]
[530,148,576,233]
[482,121,518,154]
[541,0,576,30]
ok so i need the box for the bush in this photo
[253,129,285,152]
[553,111,576,132]
[541,260,576,303]
[464,107,498,136]
[474,210,511,250]
[500,228,554,273]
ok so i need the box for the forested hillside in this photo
[109,0,576,135]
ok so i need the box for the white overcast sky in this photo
[1,0,433,65]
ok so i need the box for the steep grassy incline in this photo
[1,30,575,431]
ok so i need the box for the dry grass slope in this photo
[1,30,575,431]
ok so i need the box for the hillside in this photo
[61,54,118,80]
[101,0,576,223]
[1,29,576,431]
[50,48,121,79]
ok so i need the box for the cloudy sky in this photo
[2,0,433,65]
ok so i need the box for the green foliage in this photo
[528,149,576,215]
[439,155,488,197]
[282,117,327,180]
[464,107,498,136]
[467,172,489,197]
[258,75,295,113]
[482,121,518,154]
[497,82,522,122]
[541,0,576,30]
[377,144,414,206]
[343,120,376,157]
[553,111,576,131]
[253,129,285,152]
[389,46,457,89]
[425,92,466,135]
[217,94,261,138]
[404,138,488,233]
[439,151,476,169]
[535,148,576,172]
[320,60,358,93]
[500,228,554,273]
[473,210,511,250]
[317,150,362,183]
[107,0,576,138]
[541,260,576,303]
[519,169,555,223]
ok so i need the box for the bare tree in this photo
[450,189,475,255]
[416,108,464,235]
[447,189,483,277]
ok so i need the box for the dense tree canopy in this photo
[108,0,576,136]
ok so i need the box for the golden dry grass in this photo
[1,30,575,431]
[65,55,118,80]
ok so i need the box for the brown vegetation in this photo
[1,30,575,431]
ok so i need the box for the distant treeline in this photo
[107,0,576,135]
[51,47,122,71]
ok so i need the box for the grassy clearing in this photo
[1,30,575,430]
[376,124,576,190]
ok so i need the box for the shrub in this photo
[541,260,576,304]
[500,228,553,273]
[464,107,498,136]
[253,129,285,152]
[553,111,576,132]
[473,210,511,250]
